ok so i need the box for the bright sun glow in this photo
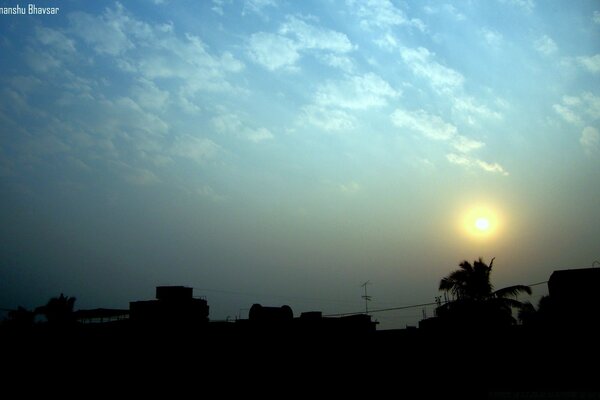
[475,217,490,231]
[462,206,501,239]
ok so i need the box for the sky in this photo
[0,0,599,329]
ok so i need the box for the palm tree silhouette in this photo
[437,258,531,327]
[35,293,77,326]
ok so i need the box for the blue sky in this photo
[1,0,599,328]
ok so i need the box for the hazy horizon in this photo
[1,0,598,329]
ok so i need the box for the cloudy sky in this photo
[1,0,598,328]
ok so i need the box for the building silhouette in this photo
[129,286,209,327]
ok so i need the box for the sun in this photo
[461,206,501,239]
[475,217,490,231]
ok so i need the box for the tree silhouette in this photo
[4,306,34,329]
[35,294,77,326]
[437,258,531,327]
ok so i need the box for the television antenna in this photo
[361,281,372,314]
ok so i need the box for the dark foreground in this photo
[2,323,599,399]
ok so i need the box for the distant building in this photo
[129,286,209,327]
[249,304,293,322]
[548,268,600,325]
[75,308,129,324]
[238,304,377,333]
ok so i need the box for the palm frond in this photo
[493,285,532,298]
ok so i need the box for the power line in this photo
[324,302,438,317]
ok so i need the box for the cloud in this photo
[452,135,485,153]
[580,126,599,155]
[315,73,399,110]
[319,54,354,72]
[213,112,274,142]
[280,16,353,53]
[594,11,600,24]
[577,54,600,74]
[242,0,276,17]
[247,15,354,71]
[67,3,244,104]
[35,26,76,54]
[423,4,466,21]
[452,96,502,123]
[391,109,457,140]
[68,4,140,56]
[339,181,361,194]
[534,35,557,56]
[172,135,220,163]
[499,0,535,13]
[553,104,582,125]
[211,0,226,15]
[131,78,170,111]
[349,0,425,31]
[125,167,161,185]
[446,153,508,175]
[197,185,226,202]
[300,105,356,132]
[553,93,600,125]
[400,47,464,92]
[247,33,300,71]
[481,28,503,47]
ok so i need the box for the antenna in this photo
[361,281,372,314]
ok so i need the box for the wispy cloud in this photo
[400,47,464,93]
[349,0,425,31]
[247,33,300,71]
[392,108,505,174]
[452,96,502,124]
[553,93,600,154]
[594,11,600,24]
[171,135,221,163]
[580,126,599,155]
[534,35,557,56]
[452,135,485,153]
[247,15,354,71]
[197,185,226,202]
[315,73,399,110]
[423,4,466,21]
[577,54,600,74]
[499,0,535,13]
[299,105,356,132]
[481,28,503,47]
[446,154,508,175]
[390,109,457,140]
[339,181,361,194]
[213,112,274,142]
[242,0,277,17]
[553,93,600,125]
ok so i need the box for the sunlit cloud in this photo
[400,47,464,92]
[446,153,508,175]
[452,136,485,153]
[391,109,457,140]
